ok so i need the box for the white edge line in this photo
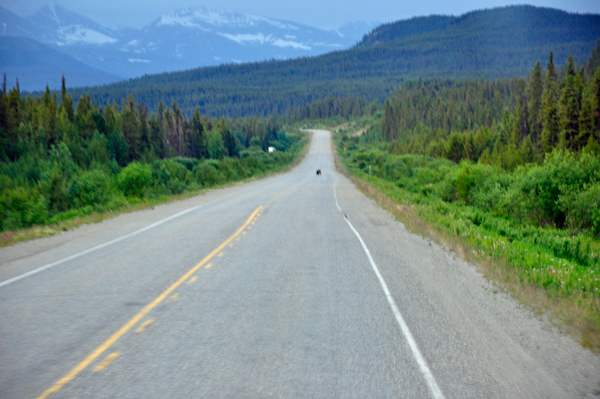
[333,178,342,211]
[0,204,203,288]
[334,184,444,399]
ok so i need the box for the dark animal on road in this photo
[316,169,321,176]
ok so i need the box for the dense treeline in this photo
[0,77,305,232]
[288,97,379,122]
[381,46,600,170]
[59,6,599,118]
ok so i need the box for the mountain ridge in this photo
[0,36,122,91]
[60,5,600,118]
[0,4,368,87]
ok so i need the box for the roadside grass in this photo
[332,130,600,352]
[0,131,310,247]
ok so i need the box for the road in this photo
[1,129,599,398]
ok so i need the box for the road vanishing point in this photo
[1,130,599,398]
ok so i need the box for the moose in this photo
[316,169,321,176]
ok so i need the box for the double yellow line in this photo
[38,206,263,399]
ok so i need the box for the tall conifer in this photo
[528,61,543,142]
[541,52,560,153]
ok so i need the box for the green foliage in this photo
[561,182,600,235]
[70,169,111,208]
[151,159,190,195]
[117,162,152,197]
[379,50,600,171]
[337,136,600,302]
[0,76,308,232]
[193,160,224,187]
[0,187,47,230]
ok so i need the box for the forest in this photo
[0,77,306,234]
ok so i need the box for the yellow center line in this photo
[92,352,120,372]
[135,319,154,333]
[205,263,212,269]
[168,293,180,303]
[36,205,263,399]
[187,276,198,284]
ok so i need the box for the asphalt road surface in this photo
[1,130,599,398]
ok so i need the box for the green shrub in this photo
[171,157,200,171]
[0,187,47,230]
[562,183,600,237]
[70,169,111,208]
[117,162,152,197]
[193,160,223,187]
[151,159,189,194]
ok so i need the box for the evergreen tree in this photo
[528,61,543,142]
[60,75,74,122]
[147,114,164,159]
[592,66,600,138]
[520,136,537,164]
[120,96,141,161]
[463,131,474,161]
[192,108,207,159]
[584,40,600,80]
[541,52,560,153]
[559,56,581,150]
[514,79,529,141]
[578,92,594,150]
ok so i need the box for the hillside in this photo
[0,37,122,91]
[68,5,600,117]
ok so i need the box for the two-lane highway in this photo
[1,130,599,398]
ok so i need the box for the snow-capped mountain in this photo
[1,4,372,88]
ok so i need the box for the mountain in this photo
[65,5,600,118]
[0,36,122,91]
[357,6,600,48]
[0,4,369,86]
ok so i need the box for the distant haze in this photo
[3,0,600,30]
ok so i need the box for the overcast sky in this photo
[2,0,600,30]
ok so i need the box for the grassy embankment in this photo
[0,129,309,247]
[326,120,600,352]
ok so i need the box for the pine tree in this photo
[520,136,537,164]
[577,92,594,151]
[120,98,141,161]
[559,56,581,150]
[462,131,474,161]
[592,66,600,138]
[60,75,74,122]
[541,52,560,153]
[528,61,543,143]
[192,108,207,159]
[147,114,164,159]
[584,40,600,80]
